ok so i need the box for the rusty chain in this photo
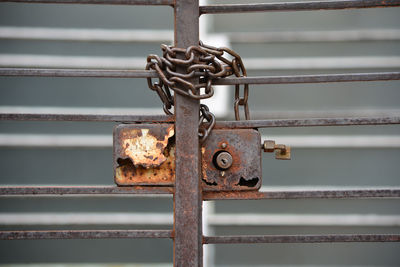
[146,41,250,142]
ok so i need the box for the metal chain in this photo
[146,41,250,142]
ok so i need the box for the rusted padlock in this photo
[113,124,262,191]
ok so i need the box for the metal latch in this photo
[262,140,291,160]
[113,124,262,191]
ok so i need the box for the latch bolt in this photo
[263,140,291,160]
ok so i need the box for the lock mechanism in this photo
[113,124,261,191]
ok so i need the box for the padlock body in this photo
[113,124,261,191]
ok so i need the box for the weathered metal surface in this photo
[114,124,175,186]
[203,188,400,200]
[114,127,262,190]
[173,0,203,265]
[0,230,173,240]
[203,234,400,244]
[0,68,158,78]
[0,113,174,122]
[1,69,399,84]
[2,186,400,199]
[200,0,400,14]
[201,129,261,191]
[215,117,400,129]
[212,72,400,85]
[1,0,175,5]
[0,185,173,195]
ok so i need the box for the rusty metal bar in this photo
[203,234,400,244]
[0,113,173,122]
[0,230,173,240]
[173,0,202,265]
[2,69,399,84]
[2,186,399,199]
[0,186,173,195]
[200,0,400,15]
[215,117,400,129]
[203,188,400,200]
[213,72,400,85]
[0,68,157,78]
[0,0,174,5]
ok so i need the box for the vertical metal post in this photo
[173,0,202,266]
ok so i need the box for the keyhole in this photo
[214,151,233,170]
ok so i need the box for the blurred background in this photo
[0,0,399,266]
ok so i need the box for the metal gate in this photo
[1,0,400,266]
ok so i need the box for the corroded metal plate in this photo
[114,124,261,191]
[201,129,261,191]
[114,123,175,186]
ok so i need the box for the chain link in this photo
[146,41,250,142]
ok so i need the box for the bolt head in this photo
[263,140,275,152]
[221,143,227,149]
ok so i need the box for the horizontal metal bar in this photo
[213,72,400,85]
[3,69,399,84]
[0,68,157,78]
[2,55,399,70]
[0,186,173,196]
[0,113,173,122]
[2,186,399,199]
[215,117,400,129]
[203,188,400,200]
[2,213,399,227]
[2,134,400,148]
[0,0,174,6]
[203,234,400,244]
[0,230,173,240]
[200,0,400,15]
[0,27,173,43]
[225,29,400,43]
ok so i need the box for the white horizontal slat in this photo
[0,54,145,69]
[209,214,400,227]
[1,212,399,227]
[1,54,399,70]
[251,109,400,119]
[244,56,400,70]
[0,134,399,148]
[0,26,173,43]
[0,106,163,115]
[225,29,400,43]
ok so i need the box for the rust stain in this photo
[114,124,175,186]
[122,126,174,169]
[115,146,175,185]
